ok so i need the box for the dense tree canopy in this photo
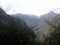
[0,21,40,45]
[0,8,40,45]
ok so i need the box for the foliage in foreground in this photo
[42,21,60,45]
[0,21,40,45]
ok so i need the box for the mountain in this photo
[0,7,35,34]
[12,13,39,29]
[38,11,57,24]
[0,8,39,45]
[11,10,58,41]
[49,14,60,31]
[0,8,16,25]
[34,11,57,40]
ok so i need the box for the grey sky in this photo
[0,0,60,16]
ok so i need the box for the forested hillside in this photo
[0,8,40,45]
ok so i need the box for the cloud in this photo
[0,0,60,16]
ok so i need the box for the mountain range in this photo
[12,14,39,29]
[12,11,56,29]
[11,10,59,41]
[33,11,60,40]
[0,7,36,39]
[1,7,60,41]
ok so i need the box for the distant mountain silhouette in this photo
[12,13,39,29]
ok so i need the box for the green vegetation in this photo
[1,7,60,45]
[41,17,60,45]
[0,21,40,45]
[48,24,60,45]
[0,8,40,45]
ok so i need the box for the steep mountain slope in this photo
[34,11,57,40]
[0,8,39,45]
[11,10,57,40]
[50,15,60,26]
[0,7,35,34]
[38,11,56,25]
[12,10,58,29]
[12,13,39,29]
[49,15,60,32]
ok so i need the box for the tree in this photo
[44,19,60,45]
[47,24,60,45]
[0,21,40,45]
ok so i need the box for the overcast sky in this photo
[0,0,60,16]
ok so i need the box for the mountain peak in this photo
[0,7,6,14]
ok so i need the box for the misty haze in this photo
[0,0,60,45]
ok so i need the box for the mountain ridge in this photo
[12,13,40,29]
